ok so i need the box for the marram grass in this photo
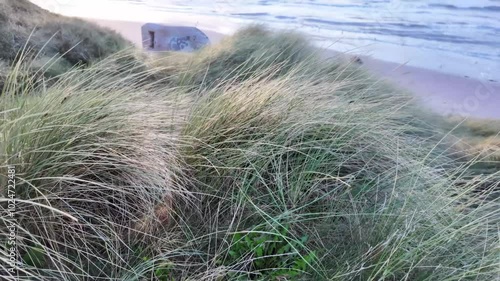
[1,26,499,281]
[1,53,191,280]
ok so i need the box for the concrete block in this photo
[141,23,210,52]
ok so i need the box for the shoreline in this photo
[88,18,500,120]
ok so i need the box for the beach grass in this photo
[0,20,499,281]
[448,118,500,162]
[0,0,131,86]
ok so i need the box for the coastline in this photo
[88,18,500,120]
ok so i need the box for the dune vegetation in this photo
[0,0,131,84]
[1,2,499,281]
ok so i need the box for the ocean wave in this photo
[429,4,500,12]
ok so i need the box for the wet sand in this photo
[88,18,500,120]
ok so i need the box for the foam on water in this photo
[32,0,500,81]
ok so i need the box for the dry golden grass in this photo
[446,117,500,162]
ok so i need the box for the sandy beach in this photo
[89,18,500,120]
[359,56,500,119]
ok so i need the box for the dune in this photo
[3,2,499,278]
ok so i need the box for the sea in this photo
[32,0,500,81]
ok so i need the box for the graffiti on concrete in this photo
[141,24,210,52]
[169,36,191,51]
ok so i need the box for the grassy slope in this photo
[0,12,499,281]
[0,0,131,87]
